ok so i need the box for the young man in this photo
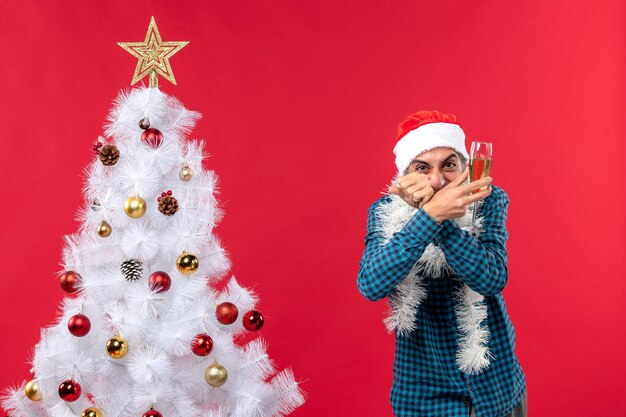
[357,111,526,417]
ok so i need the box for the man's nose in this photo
[428,171,445,191]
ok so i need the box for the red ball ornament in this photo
[191,333,214,356]
[141,128,163,148]
[216,302,238,325]
[242,310,264,331]
[68,314,91,337]
[58,379,81,402]
[148,271,171,293]
[143,409,162,417]
[59,271,81,293]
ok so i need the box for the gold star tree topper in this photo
[118,16,189,88]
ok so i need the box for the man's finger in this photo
[406,181,429,195]
[397,172,428,188]
[459,177,492,193]
[418,191,434,208]
[465,186,492,204]
[450,167,469,187]
[388,185,401,195]
[411,188,431,203]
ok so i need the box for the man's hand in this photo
[388,172,435,209]
[422,168,492,223]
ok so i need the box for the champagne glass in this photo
[469,141,493,224]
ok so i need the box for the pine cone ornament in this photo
[121,259,143,282]
[158,191,178,216]
[99,144,120,166]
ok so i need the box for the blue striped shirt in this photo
[357,185,526,417]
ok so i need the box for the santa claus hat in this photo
[393,110,469,173]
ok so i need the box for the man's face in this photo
[405,147,465,192]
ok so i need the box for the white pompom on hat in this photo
[393,110,469,174]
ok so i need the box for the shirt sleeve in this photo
[435,186,510,296]
[357,198,443,301]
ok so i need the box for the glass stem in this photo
[471,201,478,225]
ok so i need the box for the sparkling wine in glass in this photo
[469,141,493,223]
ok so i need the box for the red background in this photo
[1,1,624,416]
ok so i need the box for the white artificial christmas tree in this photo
[2,17,304,417]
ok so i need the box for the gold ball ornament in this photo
[81,408,103,417]
[25,379,42,401]
[124,196,147,218]
[179,164,193,181]
[97,220,112,237]
[139,117,150,130]
[204,362,228,387]
[106,335,129,359]
[176,252,199,275]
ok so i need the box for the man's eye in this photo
[415,165,427,171]
[444,162,456,168]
